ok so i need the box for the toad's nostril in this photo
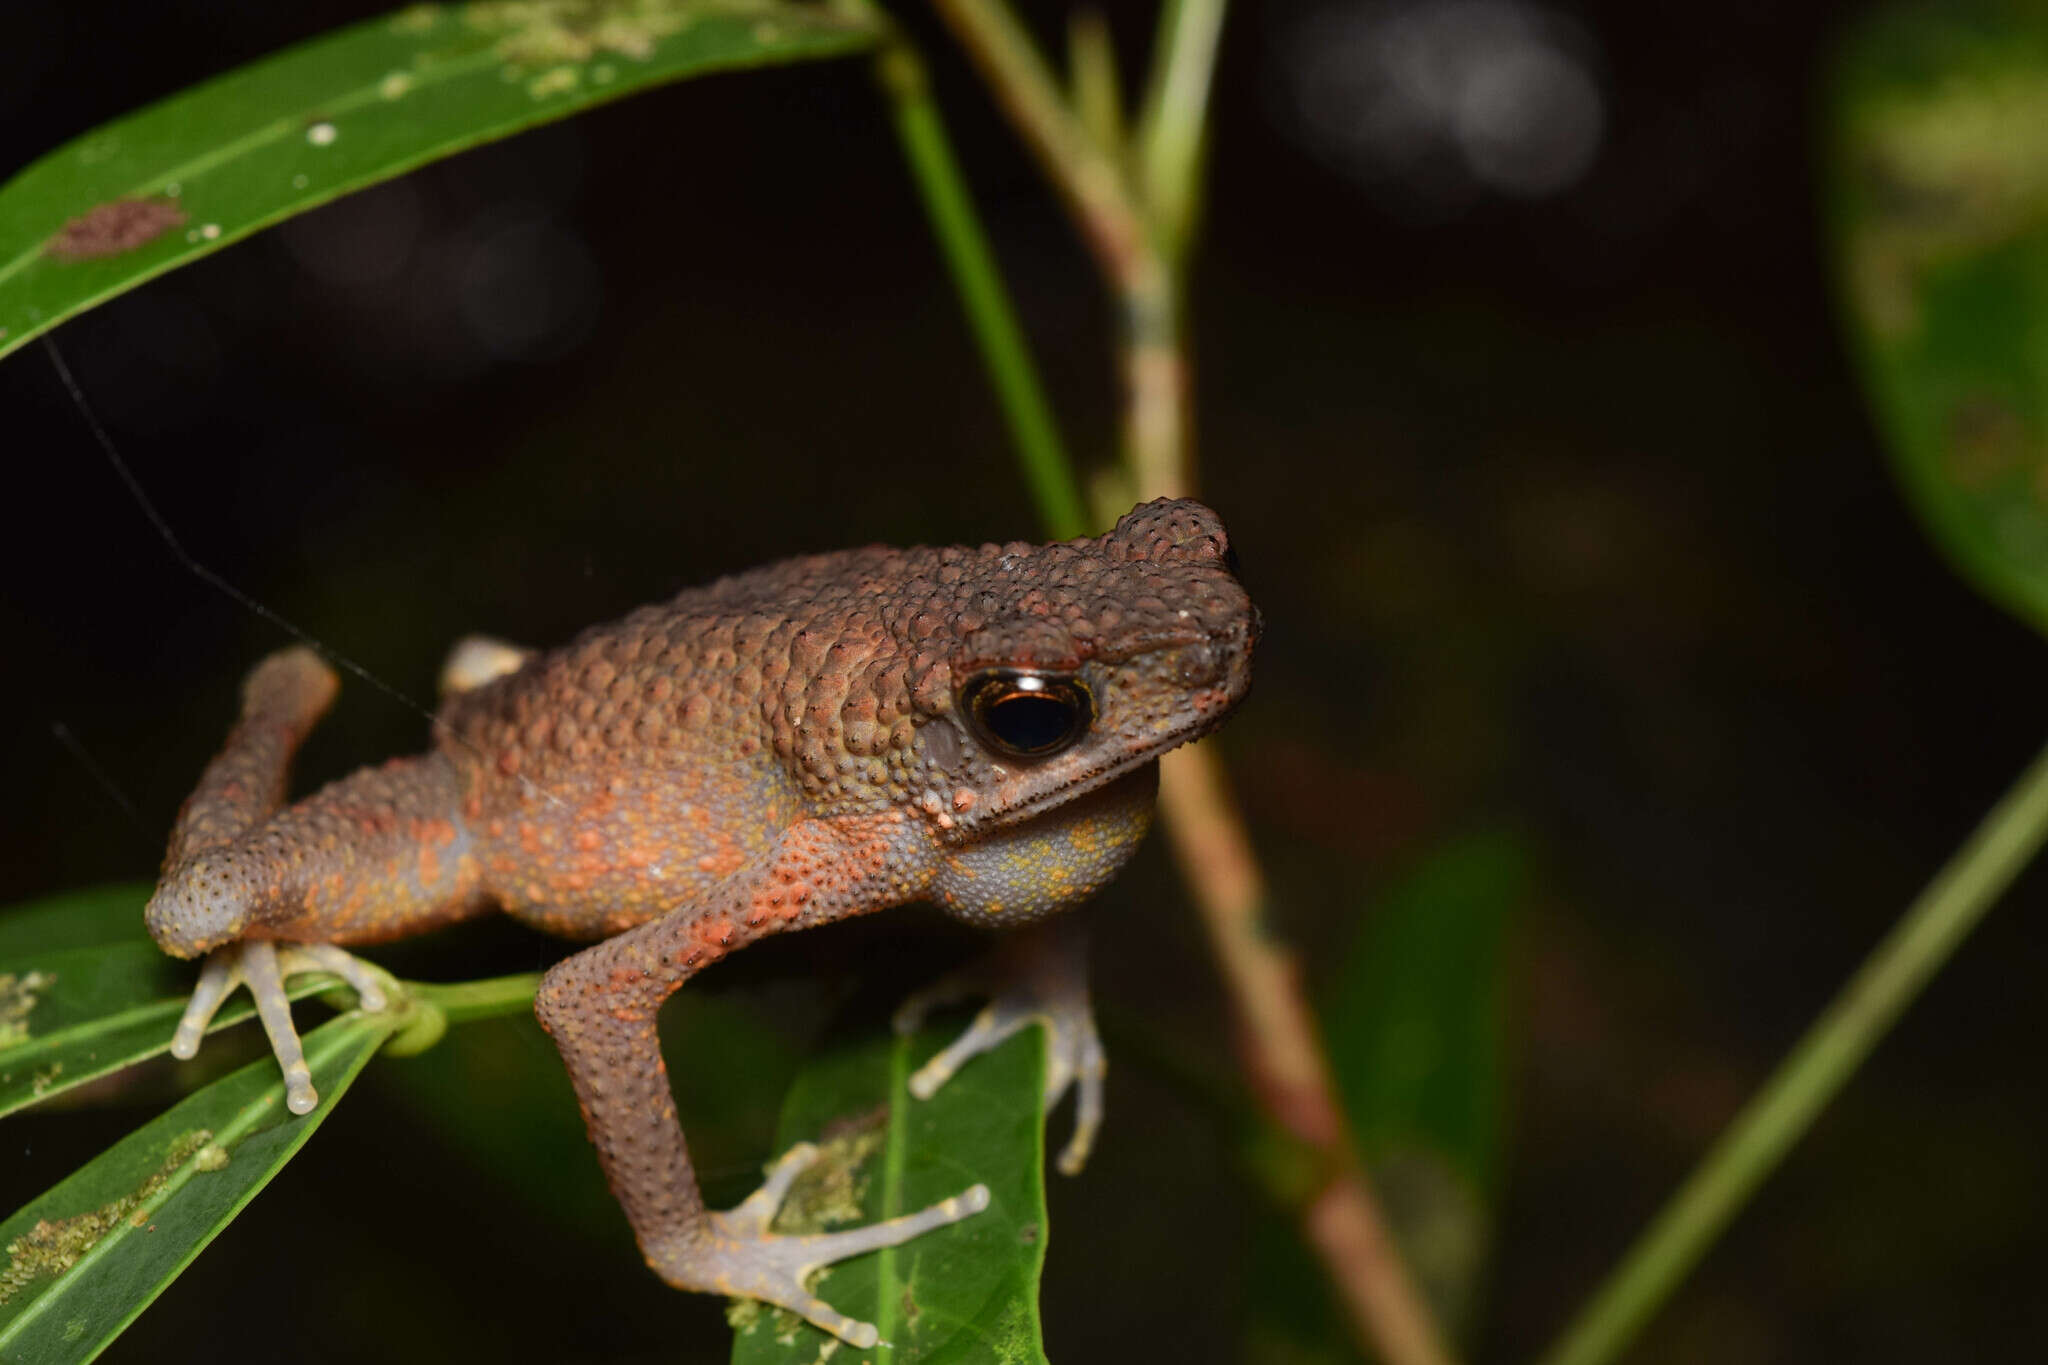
[1174,641,1224,687]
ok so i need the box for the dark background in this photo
[4,0,2045,1361]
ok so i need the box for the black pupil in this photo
[984,690,1078,753]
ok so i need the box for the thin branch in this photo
[873,39,1089,538]
[1067,10,1127,166]
[1118,257,1191,499]
[1152,743,1455,1365]
[922,0,1152,290]
[1135,0,1229,256]
[1115,2,1448,1353]
[921,0,1189,495]
[921,0,1460,1358]
[1538,734,2048,1365]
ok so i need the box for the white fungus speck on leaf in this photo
[307,122,338,147]
[528,66,579,98]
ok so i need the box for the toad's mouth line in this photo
[941,703,1237,842]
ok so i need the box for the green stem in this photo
[380,971,541,1056]
[412,972,542,1025]
[1067,11,1126,165]
[1539,735,2048,1365]
[923,0,1151,289]
[873,41,1089,538]
[1135,0,1228,259]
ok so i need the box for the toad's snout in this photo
[145,852,260,959]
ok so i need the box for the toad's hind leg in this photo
[533,825,989,1346]
[147,646,484,1112]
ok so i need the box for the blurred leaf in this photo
[730,1026,1048,1365]
[381,991,799,1245]
[1244,1211,1356,1365]
[1831,1,2048,634]
[1321,830,1525,1336]
[379,1013,620,1241]
[0,942,330,1119]
[0,0,882,363]
[0,884,153,958]
[0,1012,395,1362]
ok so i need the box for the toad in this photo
[144,497,1258,1345]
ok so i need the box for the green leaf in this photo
[1320,830,1525,1337]
[0,0,883,363]
[0,1012,395,1363]
[0,884,153,958]
[1830,1,2048,634]
[0,941,334,1119]
[730,1026,1049,1365]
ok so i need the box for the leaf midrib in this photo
[875,1032,911,1355]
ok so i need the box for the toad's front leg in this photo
[895,916,1105,1174]
[534,818,989,1348]
[147,646,488,1110]
[166,940,397,1114]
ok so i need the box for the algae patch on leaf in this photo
[0,972,54,1048]
[774,1120,886,1234]
[0,1131,212,1306]
[466,0,706,65]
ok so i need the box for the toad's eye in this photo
[960,670,1093,759]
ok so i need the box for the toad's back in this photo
[435,545,912,937]
[434,536,1080,936]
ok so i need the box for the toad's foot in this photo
[169,941,397,1115]
[687,1142,990,1347]
[894,922,1104,1175]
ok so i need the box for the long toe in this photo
[169,953,243,1060]
[240,942,318,1114]
[908,1002,1033,1100]
[723,1142,824,1235]
[277,943,394,1013]
[698,1183,991,1347]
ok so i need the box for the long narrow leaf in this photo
[0,1012,394,1363]
[0,885,153,959]
[0,0,882,363]
[730,1026,1049,1365]
[0,942,334,1119]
